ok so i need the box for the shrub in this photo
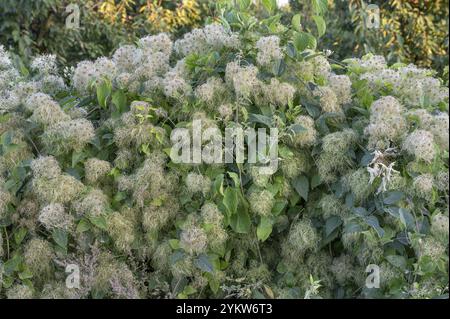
[0,1,448,299]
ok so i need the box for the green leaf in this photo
[249,113,272,127]
[312,15,326,37]
[14,227,27,245]
[113,191,126,202]
[18,268,33,280]
[2,143,22,156]
[170,251,185,265]
[399,208,415,230]
[206,272,220,294]
[292,175,309,201]
[271,200,287,216]
[383,191,405,205]
[3,255,22,275]
[169,239,180,250]
[286,43,297,59]
[324,216,342,237]
[365,215,384,238]
[213,174,224,196]
[353,207,369,217]
[386,255,407,270]
[90,215,108,230]
[227,172,241,188]
[287,123,307,134]
[223,187,238,216]
[76,219,91,233]
[237,0,251,10]
[230,192,251,234]
[52,228,68,250]
[343,221,363,234]
[112,89,127,115]
[345,193,355,208]
[257,217,273,242]
[304,102,321,118]
[311,174,321,189]
[230,206,251,234]
[194,254,214,273]
[293,32,317,52]
[71,151,86,168]
[0,114,11,124]
[311,0,328,15]
[261,0,276,13]
[291,14,302,32]
[182,285,197,296]
[272,59,286,77]
[96,80,112,109]
[1,131,13,146]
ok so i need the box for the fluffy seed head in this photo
[430,213,449,243]
[84,158,111,184]
[402,130,436,163]
[180,226,208,255]
[291,115,317,148]
[32,174,84,204]
[24,238,54,282]
[256,36,282,67]
[30,156,61,179]
[249,189,274,217]
[282,219,319,262]
[38,203,73,231]
[327,74,352,105]
[185,172,211,195]
[412,174,434,200]
[42,119,95,155]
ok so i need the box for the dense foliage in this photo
[294,0,449,71]
[0,0,448,299]
[0,0,209,64]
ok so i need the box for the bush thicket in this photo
[0,0,448,299]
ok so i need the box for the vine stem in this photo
[3,227,10,260]
[255,229,263,264]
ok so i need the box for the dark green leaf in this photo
[194,254,214,273]
[353,207,369,217]
[292,175,309,201]
[399,208,415,230]
[249,113,272,127]
[383,191,405,205]
[52,228,68,249]
[365,215,384,237]
[3,255,22,275]
[386,255,407,269]
[325,216,342,237]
